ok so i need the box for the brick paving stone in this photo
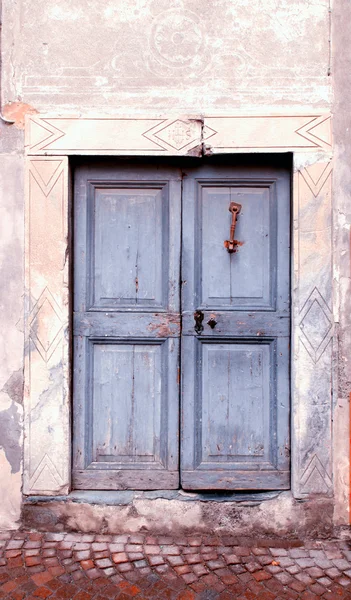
[307,566,324,578]
[0,531,350,599]
[258,555,276,566]
[112,552,129,564]
[223,554,240,565]
[286,565,301,575]
[269,548,288,557]
[332,558,350,570]
[289,549,310,559]
[295,558,315,568]
[266,565,282,574]
[129,553,144,561]
[167,556,184,567]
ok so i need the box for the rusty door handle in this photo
[224,201,242,253]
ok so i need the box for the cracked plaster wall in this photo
[0,0,349,531]
[332,0,351,527]
[0,121,24,529]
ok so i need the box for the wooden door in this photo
[73,159,290,492]
[73,163,181,489]
[181,163,290,490]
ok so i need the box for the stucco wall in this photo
[332,0,351,527]
[0,120,24,529]
[0,0,349,532]
[2,0,331,113]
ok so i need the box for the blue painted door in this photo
[181,162,290,489]
[73,160,290,490]
[73,163,182,489]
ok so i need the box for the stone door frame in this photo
[24,113,333,499]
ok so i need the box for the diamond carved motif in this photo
[299,288,332,363]
[160,119,195,150]
[29,288,63,362]
[143,118,201,151]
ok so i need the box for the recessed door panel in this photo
[200,186,274,309]
[91,342,163,466]
[91,187,167,310]
[200,341,270,466]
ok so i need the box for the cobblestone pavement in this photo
[1,531,351,599]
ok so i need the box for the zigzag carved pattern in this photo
[300,453,332,494]
[26,156,69,495]
[30,453,63,490]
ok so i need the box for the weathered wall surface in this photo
[332,0,351,527]
[1,0,350,533]
[0,119,24,529]
[23,493,334,540]
[2,0,331,113]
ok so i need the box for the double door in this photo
[73,159,290,490]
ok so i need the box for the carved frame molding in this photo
[24,113,333,498]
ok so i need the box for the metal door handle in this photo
[224,201,242,253]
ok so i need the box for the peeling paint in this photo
[2,368,23,405]
[2,102,38,129]
[0,401,21,473]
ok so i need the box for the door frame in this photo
[23,113,334,499]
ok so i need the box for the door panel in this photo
[91,187,167,309]
[200,186,273,308]
[181,164,290,490]
[201,341,271,464]
[73,164,181,490]
[92,342,164,465]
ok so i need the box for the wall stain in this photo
[0,401,21,473]
[2,368,24,405]
[2,102,38,129]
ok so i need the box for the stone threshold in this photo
[23,490,282,505]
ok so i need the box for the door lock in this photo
[194,310,204,334]
[207,317,217,329]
